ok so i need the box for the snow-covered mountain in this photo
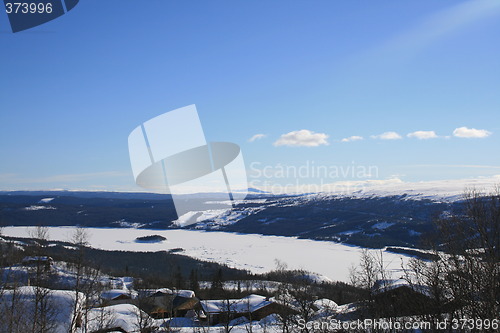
[1,177,498,249]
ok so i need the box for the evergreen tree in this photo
[174,265,183,290]
[189,269,199,293]
[210,268,224,296]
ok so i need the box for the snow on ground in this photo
[2,227,410,283]
[85,304,148,333]
[111,219,145,228]
[201,294,272,314]
[372,222,395,230]
[174,209,230,227]
[0,286,83,333]
[315,176,500,202]
[23,205,56,211]
[205,199,268,205]
[159,316,284,332]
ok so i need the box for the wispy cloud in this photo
[407,130,438,140]
[453,126,492,138]
[380,0,500,56]
[248,134,267,142]
[401,164,500,169]
[0,171,130,184]
[274,130,329,147]
[341,135,364,143]
[371,131,402,140]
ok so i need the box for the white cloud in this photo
[274,129,329,147]
[453,126,492,138]
[341,136,364,143]
[248,134,266,142]
[407,130,438,140]
[371,131,402,140]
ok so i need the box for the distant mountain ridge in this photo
[0,189,465,249]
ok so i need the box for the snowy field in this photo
[2,227,410,283]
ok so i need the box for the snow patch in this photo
[24,205,56,211]
[372,222,395,230]
[111,219,145,228]
[174,209,230,227]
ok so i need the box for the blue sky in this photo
[1,0,500,192]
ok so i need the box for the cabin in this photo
[172,293,200,317]
[22,256,53,271]
[372,279,432,316]
[200,294,284,325]
[143,288,199,319]
[100,289,134,306]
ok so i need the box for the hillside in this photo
[0,191,460,249]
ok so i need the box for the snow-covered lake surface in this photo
[2,227,410,283]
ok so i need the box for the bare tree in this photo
[67,227,106,333]
[25,225,57,333]
[403,254,448,331]
[218,294,238,333]
[0,284,28,333]
[351,187,500,331]
[244,295,254,333]
[132,303,156,333]
[28,225,50,245]
[434,187,500,325]
[29,287,59,333]
[349,249,388,317]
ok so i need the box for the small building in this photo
[148,288,174,309]
[372,279,432,316]
[101,289,134,306]
[145,288,199,319]
[200,294,283,326]
[22,256,53,271]
[172,293,200,318]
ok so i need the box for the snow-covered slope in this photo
[316,176,500,202]
[0,286,83,333]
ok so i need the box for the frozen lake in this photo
[2,226,410,283]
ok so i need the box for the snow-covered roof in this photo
[152,287,173,295]
[314,298,338,311]
[101,289,132,300]
[175,289,195,298]
[372,279,431,297]
[0,286,84,333]
[121,276,134,283]
[201,294,272,314]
